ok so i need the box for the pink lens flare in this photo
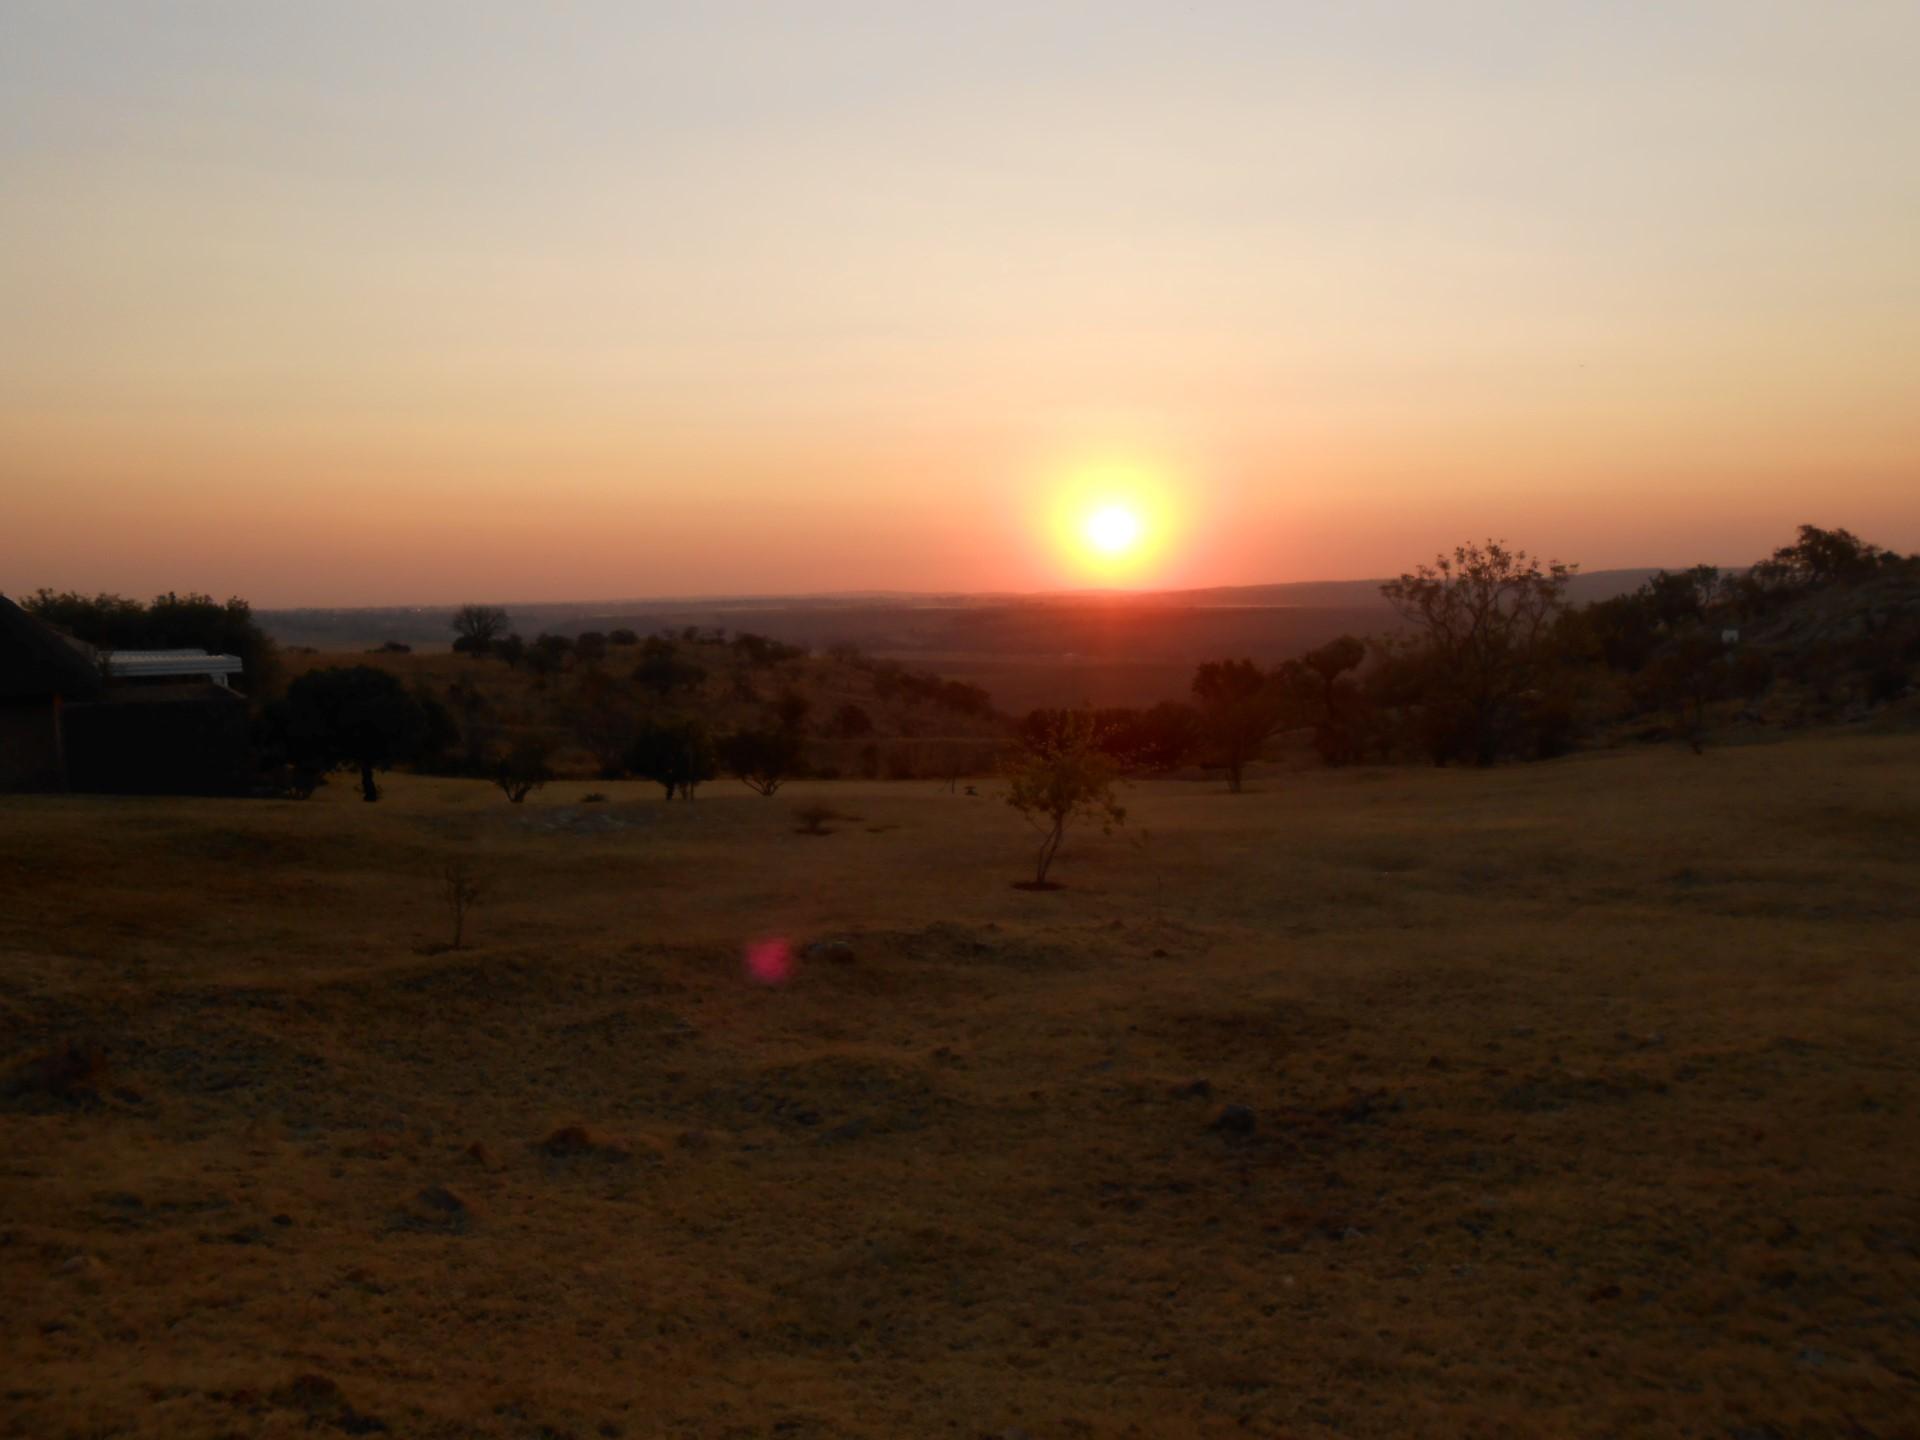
[744,936,794,985]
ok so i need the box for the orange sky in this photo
[3,3,1916,605]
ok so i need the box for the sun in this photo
[1040,454,1181,583]
[1084,503,1144,556]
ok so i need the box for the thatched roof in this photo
[0,594,106,701]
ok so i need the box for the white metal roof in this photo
[101,650,244,684]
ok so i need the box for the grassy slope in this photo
[2,736,1917,1438]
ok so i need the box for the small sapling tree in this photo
[441,858,486,949]
[1004,711,1125,889]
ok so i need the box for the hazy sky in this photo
[3,1,1916,604]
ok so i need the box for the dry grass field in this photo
[3,735,1918,1438]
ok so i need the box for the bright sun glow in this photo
[1084,504,1143,555]
[1042,456,1181,584]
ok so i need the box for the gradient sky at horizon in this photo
[3,1,1916,605]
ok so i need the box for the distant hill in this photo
[259,569,1663,713]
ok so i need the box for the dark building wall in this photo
[62,692,251,796]
[0,698,65,789]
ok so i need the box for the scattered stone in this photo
[6,1039,108,1104]
[59,1253,108,1291]
[674,1129,711,1152]
[1174,1078,1214,1100]
[536,1125,639,1163]
[805,939,856,965]
[271,1213,293,1227]
[1210,1103,1257,1136]
[269,1372,388,1434]
[395,1185,472,1234]
[539,1124,600,1157]
[463,1140,497,1168]
[416,1185,467,1216]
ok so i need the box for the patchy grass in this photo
[1,735,1917,1437]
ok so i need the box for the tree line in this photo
[25,523,1910,814]
[1017,525,1916,785]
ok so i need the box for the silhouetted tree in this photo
[494,736,554,803]
[769,688,811,735]
[628,718,717,800]
[830,702,874,739]
[607,628,639,647]
[412,686,460,773]
[525,633,573,685]
[1577,592,1664,673]
[569,670,637,778]
[1380,541,1574,765]
[26,588,277,694]
[573,631,608,664]
[1730,526,1902,618]
[1192,658,1279,792]
[451,604,511,655]
[718,726,804,796]
[280,665,429,801]
[1633,632,1731,753]
[732,632,804,666]
[443,677,499,776]
[1275,635,1369,765]
[633,638,706,698]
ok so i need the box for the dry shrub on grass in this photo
[5,1040,109,1105]
[536,1124,653,1162]
[793,802,858,836]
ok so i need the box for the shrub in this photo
[494,736,554,803]
[794,802,842,835]
[718,726,804,796]
[5,1039,108,1104]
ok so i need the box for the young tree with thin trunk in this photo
[1004,711,1125,889]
